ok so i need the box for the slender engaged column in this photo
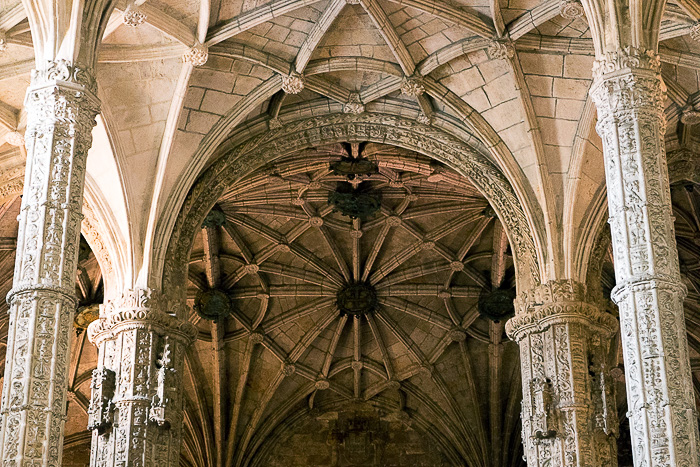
[87,288,197,467]
[506,280,619,467]
[0,61,100,466]
[590,48,700,467]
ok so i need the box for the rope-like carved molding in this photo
[162,113,541,305]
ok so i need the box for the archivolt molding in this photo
[162,112,541,309]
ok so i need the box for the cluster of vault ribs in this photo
[193,143,514,322]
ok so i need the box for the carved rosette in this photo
[559,0,584,20]
[590,48,700,467]
[87,288,197,467]
[0,60,100,466]
[183,42,209,67]
[281,72,305,94]
[123,3,147,27]
[506,280,619,467]
[487,39,515,61]
[400,77,425,97]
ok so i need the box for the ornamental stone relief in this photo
[590,48,700,467]
[0,61,100,467]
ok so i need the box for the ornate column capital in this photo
[87,287,198,347]
[507,280,619,342]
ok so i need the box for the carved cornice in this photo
[507,280,619,341]
[88,288,198,345]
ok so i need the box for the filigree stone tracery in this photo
[0,61,100,466]
[590,48,700,467]
[87,288,197,467]
[507,280,619,467]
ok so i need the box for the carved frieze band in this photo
[590,48,700,467]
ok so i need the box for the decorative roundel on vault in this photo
[336,281,378,316]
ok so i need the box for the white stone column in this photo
[87,288,197,467]
[0,61,100,466]
[590,48,700,467]
[506,280,619,467]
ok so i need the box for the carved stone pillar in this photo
[87,288,197,467]
[0,61,100,466]
[590,48,700,467]
[506,280,619,467]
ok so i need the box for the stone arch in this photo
[162,112,542,313]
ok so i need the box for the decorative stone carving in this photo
[5,131,24,147]
[590,47,700,467]
[506,280,619,467]
[87,369,117,433]
[0,60,100,466]
[487,39,515,61]
[416,112,432,125]
[400,76,425,97]
[681,105,700,125]
[87,288,197,467]
[0,30,6,53]
[281,72,305,94]
[559,0,584,19]
[123,3,147,27]
[268,117,283,129]
[163,113,541,317]
[690,21,700,42]
[343,93,365,114]
[183,42,209,67]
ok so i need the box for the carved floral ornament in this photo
[162,113,541,300]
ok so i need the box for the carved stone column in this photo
[87,288,197,467]
[590,48,700,467]
[0,61,100,466]
[506,280,619,467]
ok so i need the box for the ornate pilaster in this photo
[590,47,700,467]
[87,288,197,467]
[0,60,100,466]
[506,280,619,467]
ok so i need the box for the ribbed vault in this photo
[181,142,524,467]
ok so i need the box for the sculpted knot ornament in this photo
[690,21,700,42]
[281,72,305,94]
[487,39,515,61]
[343,93,365,114]
[559,0,584,19]
[123,3,147,27]
[184,42,209,67]
[400,76,425,97]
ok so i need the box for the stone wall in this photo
[258,403,452,467]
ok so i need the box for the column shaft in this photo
[87,288,197,467]
[590,48,700,467]
[0,60,99,466]
[507,280,619,467]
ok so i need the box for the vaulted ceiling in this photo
[2,0,700,464]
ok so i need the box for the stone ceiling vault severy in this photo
[1,0,700,464]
